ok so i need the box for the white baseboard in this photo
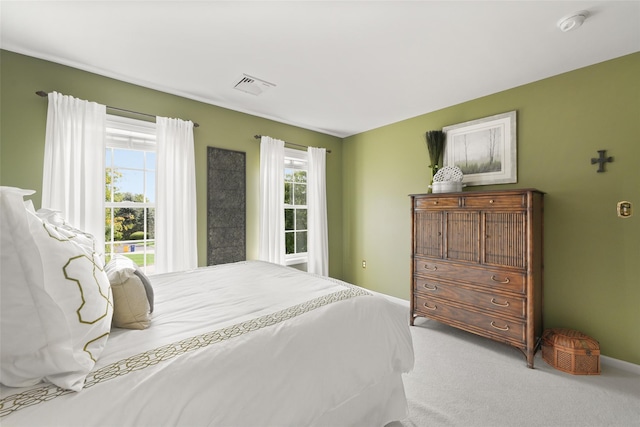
[601,355,640,374]
[381,294,410,308]
[377,293,640,374]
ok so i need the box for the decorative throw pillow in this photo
[0,187,113,392]
[105,255,154,330]
[134,268,155,313]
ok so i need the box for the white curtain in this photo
[42,91,107,255]
[155,117,197,273]
[307,147,329,276]
[258,136,285,265]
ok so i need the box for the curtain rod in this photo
[36,91,200,128]
[253,135,331,153]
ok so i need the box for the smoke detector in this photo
[557,10,589,32]
[233,74,276,96]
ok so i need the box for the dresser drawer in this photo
[414,196,460,209]
[414,294,525,344]
[414,258,525,293]
[462,194,526,209]
[414,277,525,319]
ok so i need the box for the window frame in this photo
[283,148,308,266]
[104,115,157,274]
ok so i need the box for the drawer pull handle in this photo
[491,275,510,284]
[433,201,438,205]
[424,265,438,271]
[490,321,509,331]
[423,284,438,291]
[490,298,510,307]
[489,199,494,204]
[423,302,437,310]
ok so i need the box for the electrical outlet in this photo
[362,260,367,268]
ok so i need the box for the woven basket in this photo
[542,328,600,375]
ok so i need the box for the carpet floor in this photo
[387,317,640,427]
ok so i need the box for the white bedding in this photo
[1,261,414,426]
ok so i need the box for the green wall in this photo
[343,53,640,365]
[0,50,344,277]
[2,50,638,365]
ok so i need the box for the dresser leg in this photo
[527,352,535,368]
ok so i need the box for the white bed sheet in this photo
[1,261,414,426]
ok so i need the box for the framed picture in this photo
[442,111,517,186]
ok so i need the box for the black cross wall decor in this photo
[591,150,613,173]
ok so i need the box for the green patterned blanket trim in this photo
[0,286,371,418]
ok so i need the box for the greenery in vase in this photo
[426,130,446,177]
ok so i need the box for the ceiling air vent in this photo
[233,74,276,96]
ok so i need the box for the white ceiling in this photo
[1,1,639,137]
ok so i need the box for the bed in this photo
[0,187,414,427]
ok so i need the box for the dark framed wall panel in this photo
[207,147,246,265]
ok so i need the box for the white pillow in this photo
[36,208,98,258]
[0,187,113,391]
[105,256,154,330]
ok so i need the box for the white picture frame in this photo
[442,111,517,186]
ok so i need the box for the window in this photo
[105,116,156,273]
[284,148,307,265]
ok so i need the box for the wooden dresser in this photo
[410,189,544,368]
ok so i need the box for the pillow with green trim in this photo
[0,187,113,392]
[36,208,100,258]
[105,255,153,330]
